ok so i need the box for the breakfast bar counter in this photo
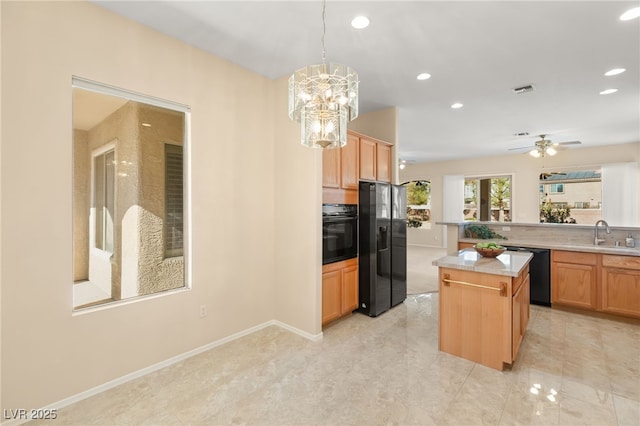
[433,249,533,370]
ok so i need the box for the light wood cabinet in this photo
[321,270,342,325]
[551,250,598,310]
[359,137,377,181]
[341,263,359,313]
[322,258,359,326]
[458,242,475,250]
[322,147,340,188]
[438,265,530,370]
[322,131,392,203]
[358,135,392,182]
[341,133,359,189]
[376,143,391,183]
[601,255,640,318]
[512,273,530,359]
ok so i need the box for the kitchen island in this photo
[433,249,533,370]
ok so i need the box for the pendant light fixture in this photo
[288,0,359,149]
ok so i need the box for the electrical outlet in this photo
[200,305,207,318]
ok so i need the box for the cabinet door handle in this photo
[442,274,507,297]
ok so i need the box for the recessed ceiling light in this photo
[604,68,626,76]
[141,122,152,127]
[600,88,618,95]
[451,103,463,109]
[351,16,370,29]
[620,7,640,21]
[416,73,431,81]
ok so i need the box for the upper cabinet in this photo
[359,137,377,181]
[376,143,391,183]
[322,146,341,188]
[322,131,392,204]
[342,133,359,189]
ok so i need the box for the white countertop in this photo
[432,249,533,277]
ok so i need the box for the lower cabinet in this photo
[551,250,598,310]
[601,255,640,318]
[458,242,475,250]
[551,250,640,319]
[322,258,358,326]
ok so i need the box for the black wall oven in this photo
[322,204,358,265]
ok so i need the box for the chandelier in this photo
[288,0,359,149]
[529,138,557,158]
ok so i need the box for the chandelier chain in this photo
[321,0,326,63]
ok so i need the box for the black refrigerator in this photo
[358,182,407,317]
[391,184,407,307]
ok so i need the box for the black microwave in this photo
[322,204,358,265]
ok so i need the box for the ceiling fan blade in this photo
[556,141,581,146]
[508,146,534,151]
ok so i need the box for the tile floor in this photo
[31,293,640,426]
[406,245,446,295]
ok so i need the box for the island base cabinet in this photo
[439,268,513,371]
[322,258,358,326]
[512,274,530,359]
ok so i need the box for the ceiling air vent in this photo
[513,84,534,94]
[514,132,529,137]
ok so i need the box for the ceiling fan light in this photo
[546,147,557,156]
[529,149,541,158]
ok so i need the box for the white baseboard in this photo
[1,320,322,426]
[272,320,323,341]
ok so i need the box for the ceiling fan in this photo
[509,134,582,158]
[539,171,567,179]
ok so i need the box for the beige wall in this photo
[1,1,320,412]
[402,143,640,247]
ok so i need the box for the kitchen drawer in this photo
[602,254,640,270]
[552,250,597,265]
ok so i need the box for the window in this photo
[464,176,511,222]
[165,144,183,257]
[549,183,564,193]
[539,169,601,223]
[94,149,115,253]
[72,77,190,310]
[403,180,431,229]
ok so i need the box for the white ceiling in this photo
[93,0,640,163]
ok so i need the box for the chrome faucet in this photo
[594,220,611,245]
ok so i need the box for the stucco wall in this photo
[76,101,186,299]
[1,0,319,412]
[73,129,90,281]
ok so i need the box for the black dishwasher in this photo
[503,246,551,307]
